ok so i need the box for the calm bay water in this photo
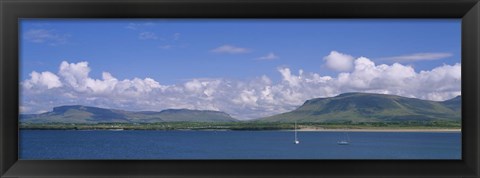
[19,130,461,159]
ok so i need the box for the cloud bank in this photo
[21,51,460,120]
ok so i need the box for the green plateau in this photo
[260,92,460,123]
[21,105,237,123]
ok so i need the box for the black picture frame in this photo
[1,0,479,177]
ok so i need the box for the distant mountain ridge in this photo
[21,93,461,124]
[260,93,461,123]
[21,105,237,123]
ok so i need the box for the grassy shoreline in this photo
[20,121,461,132]
[19,128,461,132]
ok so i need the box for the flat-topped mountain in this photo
[259,93,461,123]
[20,105,237,123]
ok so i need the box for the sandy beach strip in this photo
[292,128,461,132]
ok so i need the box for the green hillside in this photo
[441,95,461,112]
[260,93,461,123]
[20,93,461,125]
[20,105,237,123]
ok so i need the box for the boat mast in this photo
[294,121,300,144]
[295,121,297,141]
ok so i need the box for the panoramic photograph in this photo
[19,19,461,159]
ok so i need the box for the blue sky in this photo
[21,19,460,84]
[20,19,461,119]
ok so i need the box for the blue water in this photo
[19,130,461,159]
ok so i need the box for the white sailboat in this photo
[294,121,300,144]
[337,130,350,145]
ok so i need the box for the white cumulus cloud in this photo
[23,71,62,89]
[324,51,354,72]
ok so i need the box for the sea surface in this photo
[19,130,461,159]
